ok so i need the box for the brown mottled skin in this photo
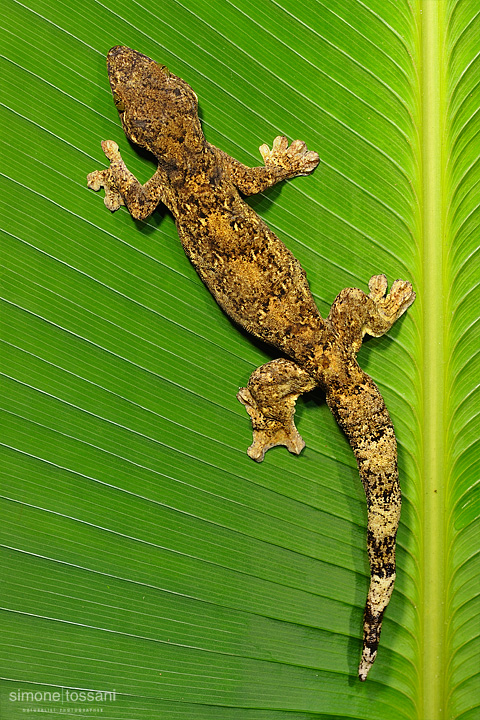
[88,46,416,680]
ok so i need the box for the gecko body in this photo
[88,46,415,680]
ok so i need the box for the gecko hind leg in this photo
[237,358,317,462]
[327,274,415,353]
[366,274,416,334]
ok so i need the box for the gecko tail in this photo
[357,453,400,681]
[359,647,376,682]
[325,371,401,681]
[358,572,396,680]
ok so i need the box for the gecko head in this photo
[106,46,204,154]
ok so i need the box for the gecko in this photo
[87,46,416,681]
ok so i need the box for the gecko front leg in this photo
[219,135,319,195]
[259,135,320,178]
[87,140,173,219]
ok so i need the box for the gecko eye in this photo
[112,92,125,112]
[158,64,170,77]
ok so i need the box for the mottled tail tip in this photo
[358,647,377,681]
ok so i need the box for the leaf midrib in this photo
[420,2,447,718]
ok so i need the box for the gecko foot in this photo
[237,387,306,462]
[368,274,416,323]
[237,358,316,462]
[259,135,319,177]
[87,140,126,212]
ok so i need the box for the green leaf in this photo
[0,0,478,718]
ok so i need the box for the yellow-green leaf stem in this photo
[420,1,447,718]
